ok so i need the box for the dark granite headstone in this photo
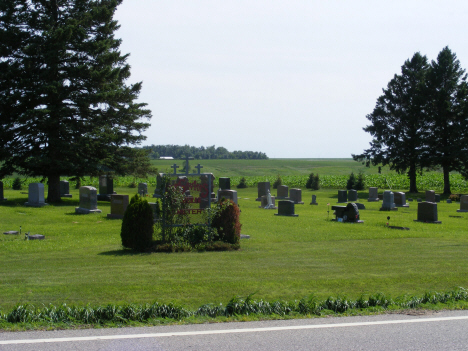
[276,185,289,199]
[289,188,304,204]
[256,182,270,201]
[368,187,379,202]
[425,190,436,203]
[348,189,358,202]
[414,201,441,223]
[275,200,298,217]
[60,180,72,198]
[337,190,347,203]
[457,195,468,212]
[219,177,230,190]
[394,192,409,208]
[0,180,6,201]
[310,195,318,205]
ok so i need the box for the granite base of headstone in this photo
[289,188,304,204]
[310,195,318,205]
[380,191,397,211]
[259,195,276,209]
[60,180,72,198]
[28,234,45,240]
[256,182,270,201]
[274,200,298,217]
[348,189,358,202]
[24,183,48,207]
[276,185,289,199]
[457,195,468,212]
[414,201,441,223]
[394,192,409,208]
[3,231,19,235]
[446,199,452,204]
[337,190,347,203]
[367,187,379,202]
[75,186,102,214]
[107,194,129,219]
[218,189,238,205]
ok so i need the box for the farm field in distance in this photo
[1,158,468,323]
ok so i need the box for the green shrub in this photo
[346,172,356,190]
[306,173,320,190]
[237,177,248,188]
[449,193,461,202]
[272,175,282,189]
[355,171,365,191]
[12,177,22,190]
[211,199,242,244]
[121,194,154,251]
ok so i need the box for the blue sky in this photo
[114,0,468,158]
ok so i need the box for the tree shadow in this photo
[99,249,151,256]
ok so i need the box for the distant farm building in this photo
[159,156,174,160]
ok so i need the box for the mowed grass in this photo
[1,186,468,312]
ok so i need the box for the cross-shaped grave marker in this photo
[171,164,179,175]
[195,164,203,174]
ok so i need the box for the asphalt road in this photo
[1,310,467,350]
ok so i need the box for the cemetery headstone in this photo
[138,183,148,197]
[0,180,6,201]
[218,189,238,205]
[348,189,358,202]
[446,199,452,204]
[98,175,115,201]
[289,188,304,204]
[435,194,440,203]
[107,194,129,219]
[276,185,289,199]
[417,198,422,202]
[310,195,318,205]
[394,192,409,208]
[60,180,72,198]
[354,203,366,210]
[368,187,379,202]
[260,190,276,209]
[24,183,48,207]
[414,202,441,223]
[256,182,270,201]
[457,195,468,212]
[337,190,347,203]
[75,186,102,214]
[408,198,414,202]
[219,177,231,190]
[380,191,397,211]
[425,190,436,203]
[153,173,164,198]
[274,200,298,217]
[331,203,363,223]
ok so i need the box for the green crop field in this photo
[1,159,468,328]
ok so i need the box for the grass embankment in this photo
[1,187,468,323]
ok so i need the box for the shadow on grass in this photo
[99,249,151,256]
[0,198,80,207]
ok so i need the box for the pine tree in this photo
[353,53,430,193]
[425,47,468,194]
[0,0,151,202]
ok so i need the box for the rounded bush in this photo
[121,194,154,251]
[211,200,242,244]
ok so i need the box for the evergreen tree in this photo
[353,53,430,193]
[0,0,151,202]
[425,47,468,194]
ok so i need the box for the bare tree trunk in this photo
[443,168,451,195]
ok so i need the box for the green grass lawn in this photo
[1,186,467,312]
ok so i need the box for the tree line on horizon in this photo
[142,145,269,160]
[354,47,468,195]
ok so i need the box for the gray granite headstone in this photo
[348,189,358,202]
[256,182,270,201]
[289,188,304,204]
[219,177,231,190]
[457,195,468,212]
[153,173,164,198]
[218,189,238,205]
[414,202,440,223]
[60,180,72,198]
[394,192,409,207]
[0,180,6,201]
[138,183,148,196]
[25,183,47,207]
[310,195,318,205]
[107,194,129,219]
[259,194,276,209]
[275,200,298,217]
[368,187,379,202]
[337,190,347,203]
[425,190,436,203]
[75,186,101,214]
[276,185,289,199]
[380,191,397,211]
